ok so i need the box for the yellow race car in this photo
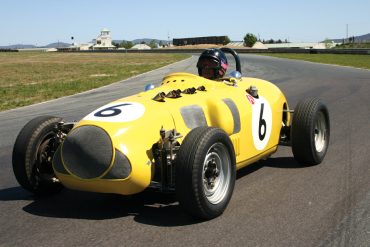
[12,48,330,219]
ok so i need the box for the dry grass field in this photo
[0,52,189,111]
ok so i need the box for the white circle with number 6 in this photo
[83,102,145,122]
[251,96,272,150]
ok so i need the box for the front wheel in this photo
[291,98,330,165]
[176,127,236,220]
[12,116,64,195]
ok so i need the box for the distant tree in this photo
[277,39,282,44]
[148,40,157,49]
[243,33,257,47]
[126,41,134,48]
[159,40,164,47]
[223,36,231,45]
[112,42,119,48]
[323,38,332,49]
[140,41,146,44]
[121,41,134,49]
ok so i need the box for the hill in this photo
[0,44,36,49]
[2,38,169,49]
[330,33,370,43]
[0,42,70,49]
[43,42,71,48]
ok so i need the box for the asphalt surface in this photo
[1,54,370,247]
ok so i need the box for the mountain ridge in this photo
[329,33,370,43]
[1,39,169,49]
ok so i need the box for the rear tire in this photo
[291,98,330,165]
[12,116,64,195]
[176,127,236,220]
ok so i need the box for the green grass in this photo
[259,53,370,70]
[0,52,189,111]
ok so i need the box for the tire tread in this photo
[12,116,63,194]
[291,98,330,165]
[176,127,236,219]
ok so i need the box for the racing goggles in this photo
[197,58,221,69]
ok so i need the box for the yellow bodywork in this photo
[53,73,290,195]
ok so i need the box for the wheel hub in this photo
[37,138,54,173]
[204,158,220,189]
[202,143,231,205]
[314,112,327,153]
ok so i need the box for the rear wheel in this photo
[291,98,330,165]
[176,127,236,220]
[12,116,64,195]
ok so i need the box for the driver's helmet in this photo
[197,49,228,79]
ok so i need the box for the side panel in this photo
[230,78,288,169]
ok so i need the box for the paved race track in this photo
[1,54,370,247]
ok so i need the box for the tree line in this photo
[112,34,292,48]
[243,33,289,47]
[112,40,164,49]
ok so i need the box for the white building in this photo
[93,28,116,50]
[131,44,151,50]
[252,42,268,49]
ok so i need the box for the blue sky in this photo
[1,0,369,45]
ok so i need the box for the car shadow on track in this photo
[0,186,34,201]
[0,157,303,226]
[260,157,307,169]
[237,157,306,179]
[0,186,200,226]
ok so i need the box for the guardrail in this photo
[58,48,370,55]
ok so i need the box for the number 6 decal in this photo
[83,102,145,122]
[252,97,272,150]
[94,103,131,117]
[258,103,267,141]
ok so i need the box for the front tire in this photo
[291,98,330,165]
[176,127,236,220]
[12,116,64,195]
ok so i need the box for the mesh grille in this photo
[103,149,132,179]
[62,126,113,179]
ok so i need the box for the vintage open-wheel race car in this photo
[12,48,330,220]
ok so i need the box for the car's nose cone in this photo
[62,125,113,179]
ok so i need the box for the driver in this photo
[197,49,228,80]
